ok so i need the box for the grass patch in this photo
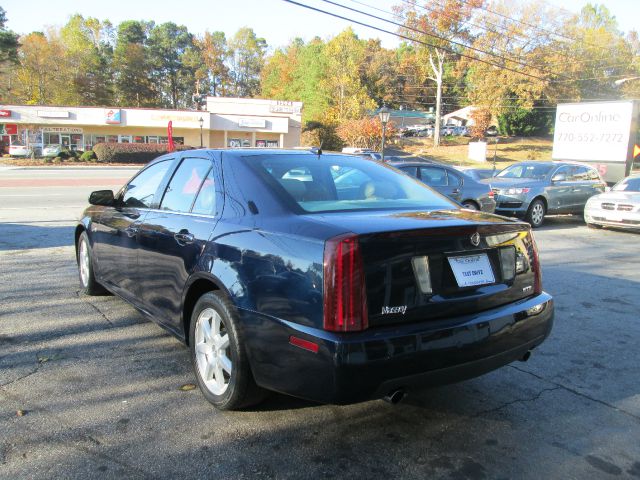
[396,136,554,167]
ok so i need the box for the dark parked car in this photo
[482,161,607,227]
[390,160,496,213]
[76,149,553,409]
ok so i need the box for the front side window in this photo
[122,160,172,208]
[243,154,455,213]
[498,164,554,179]
[160,157,212,213]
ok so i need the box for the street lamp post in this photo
[378,105,390,161]
[199,117,204,148]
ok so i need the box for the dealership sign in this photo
[0,124,18,135]
[105,109,121,124]
[269,100,302,114]
[552,101,635,163]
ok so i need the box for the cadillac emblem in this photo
[470,232,480,247]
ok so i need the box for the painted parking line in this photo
[0,178,130,187]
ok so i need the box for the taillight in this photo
[323,233,368,332]
[528,232,543,294]
[488,186,494,198]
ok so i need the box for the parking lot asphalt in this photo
[1,166,639,479]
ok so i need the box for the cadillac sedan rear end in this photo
[232,153,554,405]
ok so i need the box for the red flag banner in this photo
[167,120,175,152]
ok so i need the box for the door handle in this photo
[452,188,460,194]
[124,225,140,237]
[174,231,195,245]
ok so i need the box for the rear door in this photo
[136,152,222,331]
[573,165,606,209]
[418,165,462,202]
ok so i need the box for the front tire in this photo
[189,292,265,410]
[77,231,106,295]
[526,199,546,228]
[462,200,479,210]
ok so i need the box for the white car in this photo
[9,144,31,157]
[584,174,640,231]
[42,144,62,157]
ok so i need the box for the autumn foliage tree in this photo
[336,117,397,150]
[469,108,492,140]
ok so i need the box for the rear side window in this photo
[420,166,447,186]
[122,160,172,208]
[160,157,212,213]
[191,168,216,215]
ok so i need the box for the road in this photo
[1,166,639,479]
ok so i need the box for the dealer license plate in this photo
[448,253,495,288]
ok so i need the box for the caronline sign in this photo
[552,101,634,163]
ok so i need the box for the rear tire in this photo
[526,199,546,228]
[189,292,265,410]
[77,231,106,295]
[462,200,479,210]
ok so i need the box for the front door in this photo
[137,153,221,331]
[60,134,71,148]
[92,159,174,299]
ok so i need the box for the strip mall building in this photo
[0,96,303,153]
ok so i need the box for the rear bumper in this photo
[240,292,554,404]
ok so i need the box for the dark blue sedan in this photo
[76,149,554,409]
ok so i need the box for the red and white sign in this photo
[0,110,11,117]
[0,124,17,135]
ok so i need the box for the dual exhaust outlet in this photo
[382,350,533,405]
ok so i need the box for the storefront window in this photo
[266,140,279,148]
[44,133,60,144]
[107,135,118,143]
[71,134,83,150]
[228,138,241,147]
[256,140,267,147]
[159,136,168,144]
[147,136,159,144]
[119,135,131,143]
[133,135,145,143]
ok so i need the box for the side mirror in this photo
[552,173,566,182]
[89,189,115,206]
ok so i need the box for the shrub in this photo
[93,143,192,164]
[469,108,492,140]
[335,117,397,151]
[52,157,63,163]
[301,121,344,151]
[80,150,97,162]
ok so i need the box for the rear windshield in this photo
[612,177,640,192]
[242,153,456,213]
[497,164,553,179]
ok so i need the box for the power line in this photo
[396,0,635,71]
[318,0,566,78]
[280,0,551,82]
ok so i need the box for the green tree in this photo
[322,28,375,124]
[228,27,267,97]
[0,7,20,100]
[194,31,231,96]
[59,14,114,105]
[113,20,156,106]
[147,22,196,108]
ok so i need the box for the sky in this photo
[3,0,640,51]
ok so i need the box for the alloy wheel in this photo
[194,308,232,395]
